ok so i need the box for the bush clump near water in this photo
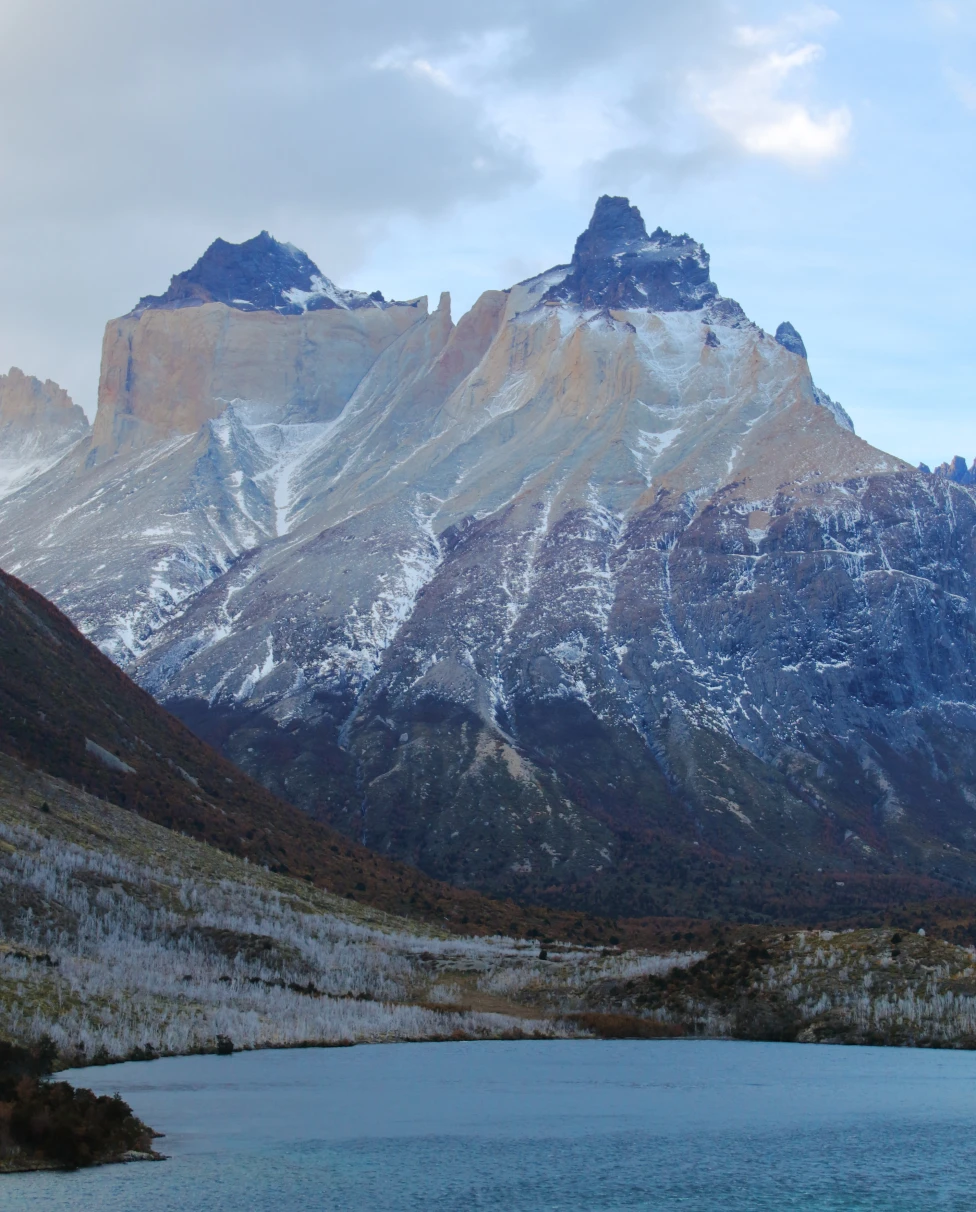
[0,1037,162,1172]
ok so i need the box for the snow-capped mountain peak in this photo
[542,194,719,312]
[132,230,389,316]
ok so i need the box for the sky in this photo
[0,0,973,466]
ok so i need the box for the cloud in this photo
[689,11,851,168]
[373,5,851,182]
[927,1,962,27]
[0,1,850,243]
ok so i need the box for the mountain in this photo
[0,567,620,940]
[2,197,976,921]
[134,229,392,316]
[0,564,716,1068]
[3,581,974,1071]
[0,368,88,499]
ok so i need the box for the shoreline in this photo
[55,1019,976,1081]
[0,1148,166,1175]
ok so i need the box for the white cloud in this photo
[374,6,851,183]
[374,28,647,183]
[690,12,851,168]
[928,1,962,27]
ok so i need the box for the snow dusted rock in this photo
[134,229,391,316]
[542,195,717,312]
[0,244,427,659]
[0,368,88,500]
[93,233,424,460]
[774,322,807,358]
[3,201,976,917]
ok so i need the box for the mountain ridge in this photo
[1,196,973,920]
[0,368,89,500]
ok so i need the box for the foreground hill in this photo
[4,760,976,1065]
[1,198,975,918]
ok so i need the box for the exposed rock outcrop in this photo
[135,229,390,315]
[88,231,427,460]
[542,195,718,312]
[774,321,807,358]
[0,368,88,499]
[929,455,976,486]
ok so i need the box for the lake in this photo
[5,1039,976,1210]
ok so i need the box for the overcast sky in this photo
[0,0,973,465]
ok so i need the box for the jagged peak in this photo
[812,386,855,433]
[775,321,807,359]
[131,231,389,317]
[928,455,976,486]
[0,367,88,432]
[541,195,719,313]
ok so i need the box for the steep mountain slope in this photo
[0,568,619,939]
[0,368,88,499]
[0,240,426,660]
[2,197,976,919]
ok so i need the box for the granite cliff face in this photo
[2,200,975,920]
[93,232,423,460]
[0,368,88,499]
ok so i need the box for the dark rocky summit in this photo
[543,195,719,312]
[133,230,386,315]
[774,321,807,358]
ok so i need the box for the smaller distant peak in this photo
[775,322,807,359]
[931,455,976,486]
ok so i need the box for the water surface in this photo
[6,1039,976,1210]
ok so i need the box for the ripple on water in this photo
[5,1039,976,1211]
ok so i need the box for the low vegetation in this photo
[0,1038,160,1172]
[5,747,976,1111]
[586,928,976,1047]
[0,760,705,1063]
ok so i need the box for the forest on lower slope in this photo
[5,752,976,1064]
[0,755,701,1060]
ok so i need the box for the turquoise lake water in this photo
[5,1039,976,1210]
